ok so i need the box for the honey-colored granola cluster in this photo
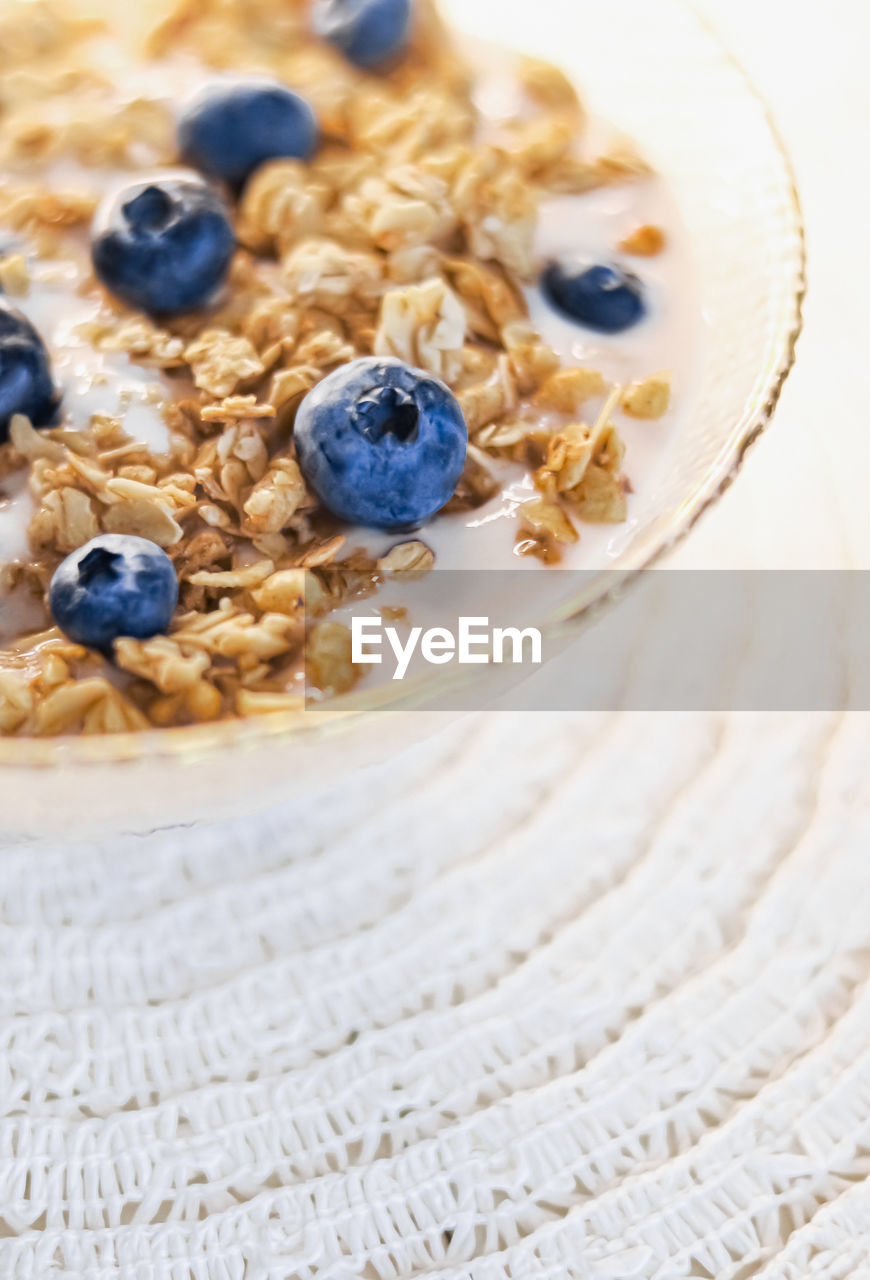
[0,0,670,735]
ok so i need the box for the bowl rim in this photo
[0,0,806,771]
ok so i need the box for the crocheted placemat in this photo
[1,710,867,1278]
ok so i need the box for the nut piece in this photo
[518,57,582,113]
[185,330,265,398]
[452,147,538,279]
[538,422,602,494]
[341,167,457,251]
[446,447,498,511]
[0,669,34,734]
[186,559,275,589]
[251,568,310,616]
[92,317,185,368]
[619,224,666,257]
[505,115,575,181]
[374,277,466,383]
[242,457,308,535]
[377,540,435,577]
[200,395,275,423]
[114,636,210,694]
[501,322,560,395]
[28,487,100,553]
[536,387,628,523]
[174,605,300,660]
[10,413,65,461]
[306,621,362,696]
[533,368,607,413]
[444,258,526,341]
[620,371,671,419]
[0,252,30,296]
[283,237,382,311]
[459,356,518,433]
[101,497,184,547]
[572,463,627,523]
[516,497,578,564]
[237,159,328,254]
[29,679,148,736]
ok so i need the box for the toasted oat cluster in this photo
[0,0,670,736]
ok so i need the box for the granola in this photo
[0,0,675,735]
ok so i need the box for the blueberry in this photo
[295,356,466,529]
[179,81,318,187]
[312,0,411,68]
[0,301,59,441]
[49,534,179,652]
[541,259,645,333]
[91,179,235,316]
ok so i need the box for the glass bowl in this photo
[0,0,804,838]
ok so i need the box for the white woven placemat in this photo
[1,709,869,1278]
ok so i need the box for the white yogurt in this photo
[417,175,700,571]
[0,475,34,566]
[19,253,173,445]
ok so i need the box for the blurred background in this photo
[675,0,866,570]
